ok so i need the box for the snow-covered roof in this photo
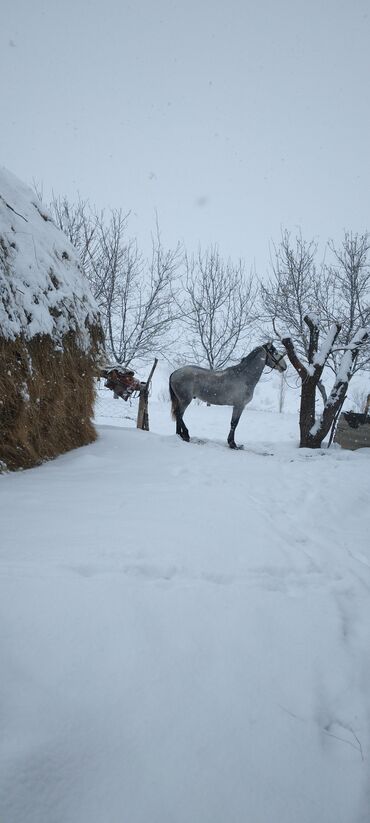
[0,167,100,347]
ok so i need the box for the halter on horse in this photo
[169,342,287,449]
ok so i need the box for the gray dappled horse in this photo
[169,342,287,449]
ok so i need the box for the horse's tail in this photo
[169,376,178,420]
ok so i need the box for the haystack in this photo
[0,167,102,471]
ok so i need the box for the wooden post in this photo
[136,358,158,431]
[137,387,149,430]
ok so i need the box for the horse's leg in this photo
[175,412,183,436]
[177,402,190,442]
[227,405,244,449]
[170,377,191,442]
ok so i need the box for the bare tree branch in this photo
[47,193,182,366]
[181,246,256,368]
[281,336,308,380]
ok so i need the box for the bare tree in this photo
[260,229,370,401]
[259,230,328,401]
[181,246,256,368]
[260,230,370,445]
[315,232,370,375]
[47,195,105,300]
[261,231,318,348]
[48,194,181,367]
[104,223,181,367]
[282,315,369,448]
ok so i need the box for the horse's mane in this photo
[238,345,264,366]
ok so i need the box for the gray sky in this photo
[1,0,370,270]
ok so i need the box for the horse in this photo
[169,342,287,449]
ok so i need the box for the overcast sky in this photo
[1,0,370,270]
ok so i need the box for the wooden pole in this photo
[136,358,158,431]
[327,393,346,449]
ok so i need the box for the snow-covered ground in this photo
[1,379,370,823]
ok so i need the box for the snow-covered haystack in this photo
[0,167,103,470]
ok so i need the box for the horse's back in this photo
[170,365,209,385]
[170,365,200,394]
[170,364,241,406]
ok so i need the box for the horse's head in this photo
[263,341,287,372]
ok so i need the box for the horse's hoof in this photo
[228,442,243,450]
[178,433,190,443]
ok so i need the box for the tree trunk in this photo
[299,377,322,447]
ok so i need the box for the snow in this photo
[304,311,320,327]
[0,167,99,347]
[335,329,370,384]
[1,386,370,823]
[309,416,322,437]
[313,324,340,368]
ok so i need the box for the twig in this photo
[1,195,28,223]
[322,727,364,761]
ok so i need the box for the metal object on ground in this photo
[334,408,370,450]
